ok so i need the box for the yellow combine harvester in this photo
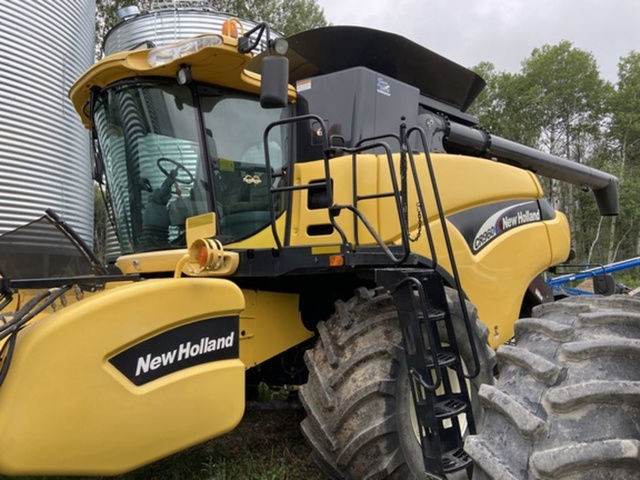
[0,20,635,480]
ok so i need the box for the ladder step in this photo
[409,351,459,388]
[434,395,469,419]
[417,307,446,322]
[441,447,473,473]
[425,349,457,368]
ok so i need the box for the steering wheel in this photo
[157,157,194,184]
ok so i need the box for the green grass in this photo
[611,269,640,289]
[1,409,324,480]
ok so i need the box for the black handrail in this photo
[353,134,402,247]
[263,114,331,249]
[406,126,481,379]
[335,141,411,264]
[263,118,412,265]
[355,132,439,268]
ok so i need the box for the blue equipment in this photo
[546,256,640,296]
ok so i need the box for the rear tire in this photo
[300,287,495,479]
[465,295,640,480]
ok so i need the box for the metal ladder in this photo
[262,116,482,476]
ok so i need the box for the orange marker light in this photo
[222,19,239,39]
[197,245,209,267]
[329,255,345,267]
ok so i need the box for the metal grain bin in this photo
[104,3,277,56]
[0,0,95,245]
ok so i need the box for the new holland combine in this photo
[0,16,636,480]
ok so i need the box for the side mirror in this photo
[260,55,289,109]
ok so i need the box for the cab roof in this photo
[69,35,296,128]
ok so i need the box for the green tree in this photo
[470,43,613,263]
[468,62,540,146]
[609,52,640,260]
[221,0,327,36]
[520,41,611,233]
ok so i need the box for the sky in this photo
[315,0,640,83]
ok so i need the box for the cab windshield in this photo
[94,81,290,254]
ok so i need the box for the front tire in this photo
[300,287,495,479]
[465,295,640,479]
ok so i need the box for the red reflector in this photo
[329,255,344,267]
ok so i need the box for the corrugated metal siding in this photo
[0,0,95,245]
[104,216,122,262]
[104,8,277,56]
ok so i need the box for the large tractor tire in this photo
[465,295,640,480]
[300,287,496,479]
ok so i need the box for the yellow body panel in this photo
[116,216,286,275]
[545,211,572,265]
[240,290,313,368]
[288,153,542,246]
[0,279,246,475]
[0,278,310,474]
[285,152,569,346]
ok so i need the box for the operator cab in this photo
[94,79,291,254]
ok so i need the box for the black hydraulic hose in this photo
[0,287,69,340]
[0,296,11,313]
[0,290,52,388]
[0,334,17,388]
[0,286,70,388]
[1,290,51,330]
[8,287,70,333]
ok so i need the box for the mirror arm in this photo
[238,22,271,55]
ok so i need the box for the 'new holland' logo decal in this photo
[472,202,541,252]
[109,316,239,386]
[448,199,544,254]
